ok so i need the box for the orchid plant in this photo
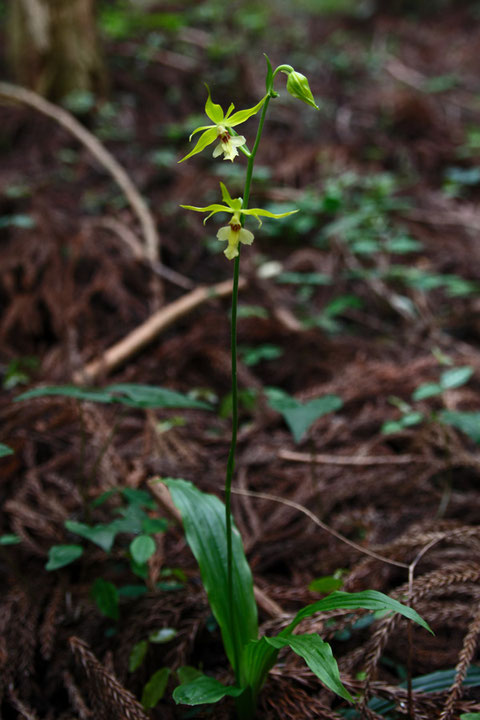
[164,57,431,719]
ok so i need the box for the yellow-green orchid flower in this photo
[181,182,298,259]
[179,86,267,163]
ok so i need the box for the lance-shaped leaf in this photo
[161,478,258,674]
[265,634,352,702]
[280,590,432,636]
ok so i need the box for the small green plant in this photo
[165,57,431,719]
[45,486,170,618]
[382,363,475,437]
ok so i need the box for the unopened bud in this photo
[286,70,319,110]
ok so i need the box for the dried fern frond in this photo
[69,636,149,720]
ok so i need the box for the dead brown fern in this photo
[357,562,480,712]
[63,671,93,720]
[438,602,480,720]
[69,636,149,720]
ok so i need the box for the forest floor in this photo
[2,2,480,718]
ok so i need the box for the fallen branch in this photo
[279,449,424,466]
[74,276,247,383]
[0,81,160,261]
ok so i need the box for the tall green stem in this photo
[224,94,272,684]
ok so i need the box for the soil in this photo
[1,2,480,719]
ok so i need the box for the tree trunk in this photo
[7,0,106,100]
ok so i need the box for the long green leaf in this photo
[173,674,243,705]
[162,478,258,673]
[241,637,279,699]
[16,383,211,410]
[282,590,432,635]
[265,634,352,702]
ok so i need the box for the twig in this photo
[231,487,409,570]
[74,276,247,383]
[0,81,160,261]
[279,449,424,466]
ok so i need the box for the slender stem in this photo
[225,254,240,679]
[224,92,272,684]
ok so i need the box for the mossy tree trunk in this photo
[7,0,106,100]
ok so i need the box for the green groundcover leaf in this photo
[265,634,352,702]
[440,410,480,444]
[142,667,171,708]
[173,674,243,705]
[0,443,14,457]
[129,639,148,672]
[265,388,343,443]
[65,520,118,552]
[91,578,119,620]
[0,534,22,545]
[16,383,211,410]
[161,478,258,674]
[46,544,83,570]
[130,534,156,564]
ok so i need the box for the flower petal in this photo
[216,226,231,242]
[204,84,224,124]
[188,124,215,141]
[219,182,234,206]
[229,135,246,147]
[227,95,267,127]
[239,228,254,246]
[179,127,219,163]
[224,244,239,260]
[212,142,224,158]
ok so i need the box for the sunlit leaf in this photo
[149,627,177,644]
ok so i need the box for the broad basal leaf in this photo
[161,478,258,674]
